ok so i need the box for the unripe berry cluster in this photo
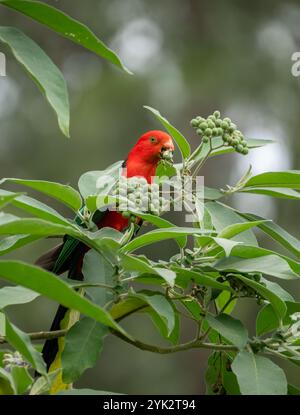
[112,176,169,217]
[190,110,249,155]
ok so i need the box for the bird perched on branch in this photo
[35,130,174,393]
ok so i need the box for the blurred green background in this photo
[1,0,300,394]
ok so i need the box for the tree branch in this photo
[0,329,67,345]
[111,330,238,354]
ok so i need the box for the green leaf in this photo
[229,244,300,277]
[195,235,241,257]
[142,303,180,345]
[204,187,224,201]
[0,192,23,209]
[215,254,299,280]
[121,227,210,253]
[218,220,268,240]
[0,235,40,256]
[240,187,300,200]
[0,285,39,309]
[244,171,300,189]
[144,106,191,159]
[241,213,300,259]
[205,352,238,395]
[28,369,60,395]
[288,384,300,395]
[120,254,176,287]
[261,277,294,302]
[216,289,237,314]
[0,26,69,137]
[181,298,204,320]
[222,369,240,395]
[0,367,15,394]
[205,202,258,246]
[0,261,129,337]
[111,292,177,343]
[0,217,81,239]
[10,366,33,395]
[256,302,300,336]
[82,249,115,306]
[206,313,248,349]
[232,351,287,395]
[129,290,175,336]
[0,178,82,212]
[110,297,147,321]
[129,211,187,248]
[0,189,71,226]
[5,318,46,375]
[0,312,5,336]
[172,267,234,292]
[78,162,123,199]
[62,317,108,383]
[0,0,131,74]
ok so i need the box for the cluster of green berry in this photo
[112,176,169,217]
[190,110,249,155]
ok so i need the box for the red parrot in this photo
[36,130,174,374]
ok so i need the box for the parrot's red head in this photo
[125,130,174,183]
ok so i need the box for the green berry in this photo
[128,200,136,209]
[205,128,213,137]
[196,116,203,122]
[196,128,202,135]
[222,133,231,142]
[213,110,221,118]
[217,127,223,136]
[224,117,231,123]
[130,215,137,223]
[200,121,208,130]
[215,119,222,127]
[202,136,209,143]
[190,119,198,127]
[119,187,127,197]
[208,120,215,129]
[236,144,244,153]
[212,128,218,136]
[221,121,229,130]
[242,148,249,155]
[232,138,239,146]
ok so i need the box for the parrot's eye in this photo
[149,136,157,143]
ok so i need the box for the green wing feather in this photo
[52,207,107,274]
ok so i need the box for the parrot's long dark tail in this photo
[42,304,68,370]
[35,242,84,371]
